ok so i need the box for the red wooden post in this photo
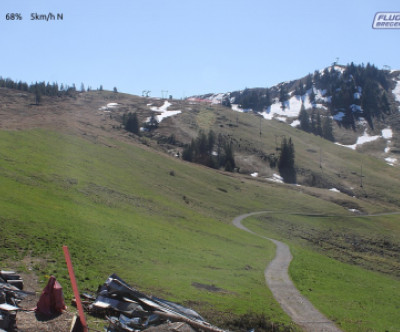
[63,245,88,332]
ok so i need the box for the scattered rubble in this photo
[1,270,227,331]
[86,274,226,332]
[0,270,29,331]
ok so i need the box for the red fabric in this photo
[35,276,66,316]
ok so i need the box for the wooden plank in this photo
[63,245,88,332]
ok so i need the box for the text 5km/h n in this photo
[31,12,63,21]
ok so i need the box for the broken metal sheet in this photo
[0,283,28,300]
[119,313,143,330]
[92,295,144,316]
[151,297,205,322]
[103,275,202,323]
[0,310,17,331]
[0,271,23,291]
[0,303,19,311]
[104,275,147,303]
[95,274,227,332]
[143,313,161,328]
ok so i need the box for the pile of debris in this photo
[0,270,27,331]
[85,274,226,332]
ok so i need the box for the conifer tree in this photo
[207,130,215,155]
[279,85,289,110]
[223,142,235,172]
[34,83,41,105]
[380,92,391,115]
[124,112,140,135]
[35,90,41,105]
[322,116,334,141]
[309,88,316,106]
[305,74,313,90]
[316,111,323,136]
[310,109,316,134]
[182,139,194,162]
[278,137,296,183]
[298,103,310,132]
[265,88,272,107]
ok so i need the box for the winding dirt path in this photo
[233,212,343,332]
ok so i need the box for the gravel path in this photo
[233,212,343,332]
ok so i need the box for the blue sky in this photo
[0,0,399,97]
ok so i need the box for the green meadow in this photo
[244,213,400,331]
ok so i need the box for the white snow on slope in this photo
[263,97,304,120]
[232,88,328,121]
[267,173,284,184]
[150,101,171,113]
[209,93,225,104]
[335,128,393,152]
[333,112,345,121]
[385,157,398,166]
[291,120,300,127]
[231,104,244,112]
[148,100,181,123]
[335,130,380,150]
[393,77,400,106]
[382,128,393,139]
[99,102,119,110]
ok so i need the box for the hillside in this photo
[191,64,400,168]
[0,76,400,331]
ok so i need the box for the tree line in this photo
[298,105,334,141]
[228,63,394,132]
[313,63,393,129]
[0,76,119,105]
[0,77,82,97]
[182,130,236,172]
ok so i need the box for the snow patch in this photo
[98,102,119,111]
[251,172,258,177]
[382,128,393,139]
[333,112,345,121]
[335,130,380,150]
[231,104,243,112]
[385,157,397,166]
[291,120,300,127]
[276,116,287,123]
[209,93,225,104]
[329,188,341,193]
[393,78,400,105]
[267,173,284,184]
[148,100,181,123]
[259,88,328,121]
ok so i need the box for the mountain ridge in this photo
[188,63,400,167]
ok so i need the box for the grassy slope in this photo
[0,129,348,329]
[1,90,400,331]
[244,213,400,331]
[175,104,400,211]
